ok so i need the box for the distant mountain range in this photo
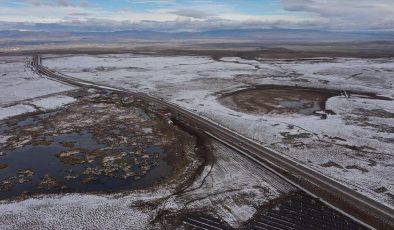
[1,29,393,48]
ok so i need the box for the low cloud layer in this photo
[171,9,213,19]
[0,0,393,32]
[27,0,89,7]
[281,0,394,31]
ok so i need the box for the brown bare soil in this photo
[3,41,394,59]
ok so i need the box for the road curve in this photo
[31,55,393,229]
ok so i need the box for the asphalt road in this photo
[31,55,394,229]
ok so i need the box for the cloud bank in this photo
[0,0,392,32]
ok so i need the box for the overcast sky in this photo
[0,0,393,32]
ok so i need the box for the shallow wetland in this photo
[0,90,197,199]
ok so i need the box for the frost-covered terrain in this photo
[0,141,293,229]
[0,56,75,119]
[0,56,74,106]
[44,54,394,208]
[0,55,295,228]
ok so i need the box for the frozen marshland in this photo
[0,54,393,228]
[43,54,394,208]
[0,55,294,229]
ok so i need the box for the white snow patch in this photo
[31,95,76,110]
[0,104,35,120]
[0,56,74,106]
[0,135,11,144]
[142,127,153,134]
[0,194,153,230]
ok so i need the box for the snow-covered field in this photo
[0,95,76,120]
[0,56,75,119]
[0,55,295,228]
[0,56,74,106]
[44,54,394,208]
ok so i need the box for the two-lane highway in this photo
[32,55,394,229]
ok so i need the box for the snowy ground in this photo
[0,55,295,228]
[43,54,394,208]
[0,56,75,120]
[0,141,293,229]
[0,56,74,106]
[0,95,76,120]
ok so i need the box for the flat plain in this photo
[0,45,393,228]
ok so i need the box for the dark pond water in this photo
[0,116,172,200]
